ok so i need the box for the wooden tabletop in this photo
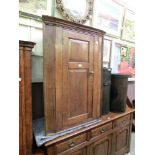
[44,107,134,146]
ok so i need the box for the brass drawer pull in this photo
[69,141,75,147]
[100,128,106,133]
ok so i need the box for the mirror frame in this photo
[56,0,93,24]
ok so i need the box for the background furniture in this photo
[19,40,35,155]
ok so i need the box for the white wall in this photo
[19,17,43,82]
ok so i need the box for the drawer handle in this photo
[100,128,106,133]
[69,141,75,147]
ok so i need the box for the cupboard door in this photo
[88,135,112,155]
[47,146,86,155]
[59,148,87,155]
[62,30,98,128]
[113,125,130,155]
[69,148,86,155]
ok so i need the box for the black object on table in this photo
[110,74,129,113]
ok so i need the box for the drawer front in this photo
[113,114,130,128]
[55,133,87,154]
[90,122,112,139]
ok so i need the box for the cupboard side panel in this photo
[55,27,63,131]
[93,36,103,118]
[43,24,56,134]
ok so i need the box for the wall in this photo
[19,17,43,82]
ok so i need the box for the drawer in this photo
[55,133,87,154]
[113,114,130,128]
[90,122,112,139]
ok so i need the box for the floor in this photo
[125,132,135,155]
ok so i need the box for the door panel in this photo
[69,70,88,118]
[69,39,89,62]
[116,129,128,151]
[114,126,130,155]
[56,148,87,155]
[62,30,94,128]
[72,149,86,155]
[88,135,112,155]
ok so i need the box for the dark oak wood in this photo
[90,122,112,139]
[47,146,87,155]
[45,107,134,147]
[113,115,130,128]
[88,134,112,155]
[43,108,134,155]
[43,16,105,134]
[59,148,87,155]
[70,148,87,155]
[55,133,87,154]
[19,40,35,155]
[42,16,105,36]
[112,125,130,155]
[62,30,95,128]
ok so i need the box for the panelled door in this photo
[113,125,130,155]
[57,148,87,155]
[88,135,112,155]
[62,30,95,128]
[73,149,87,155]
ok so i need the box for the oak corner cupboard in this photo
[42,16,105,134]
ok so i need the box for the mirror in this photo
[56,0,93,24]
[63,0,86,18]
